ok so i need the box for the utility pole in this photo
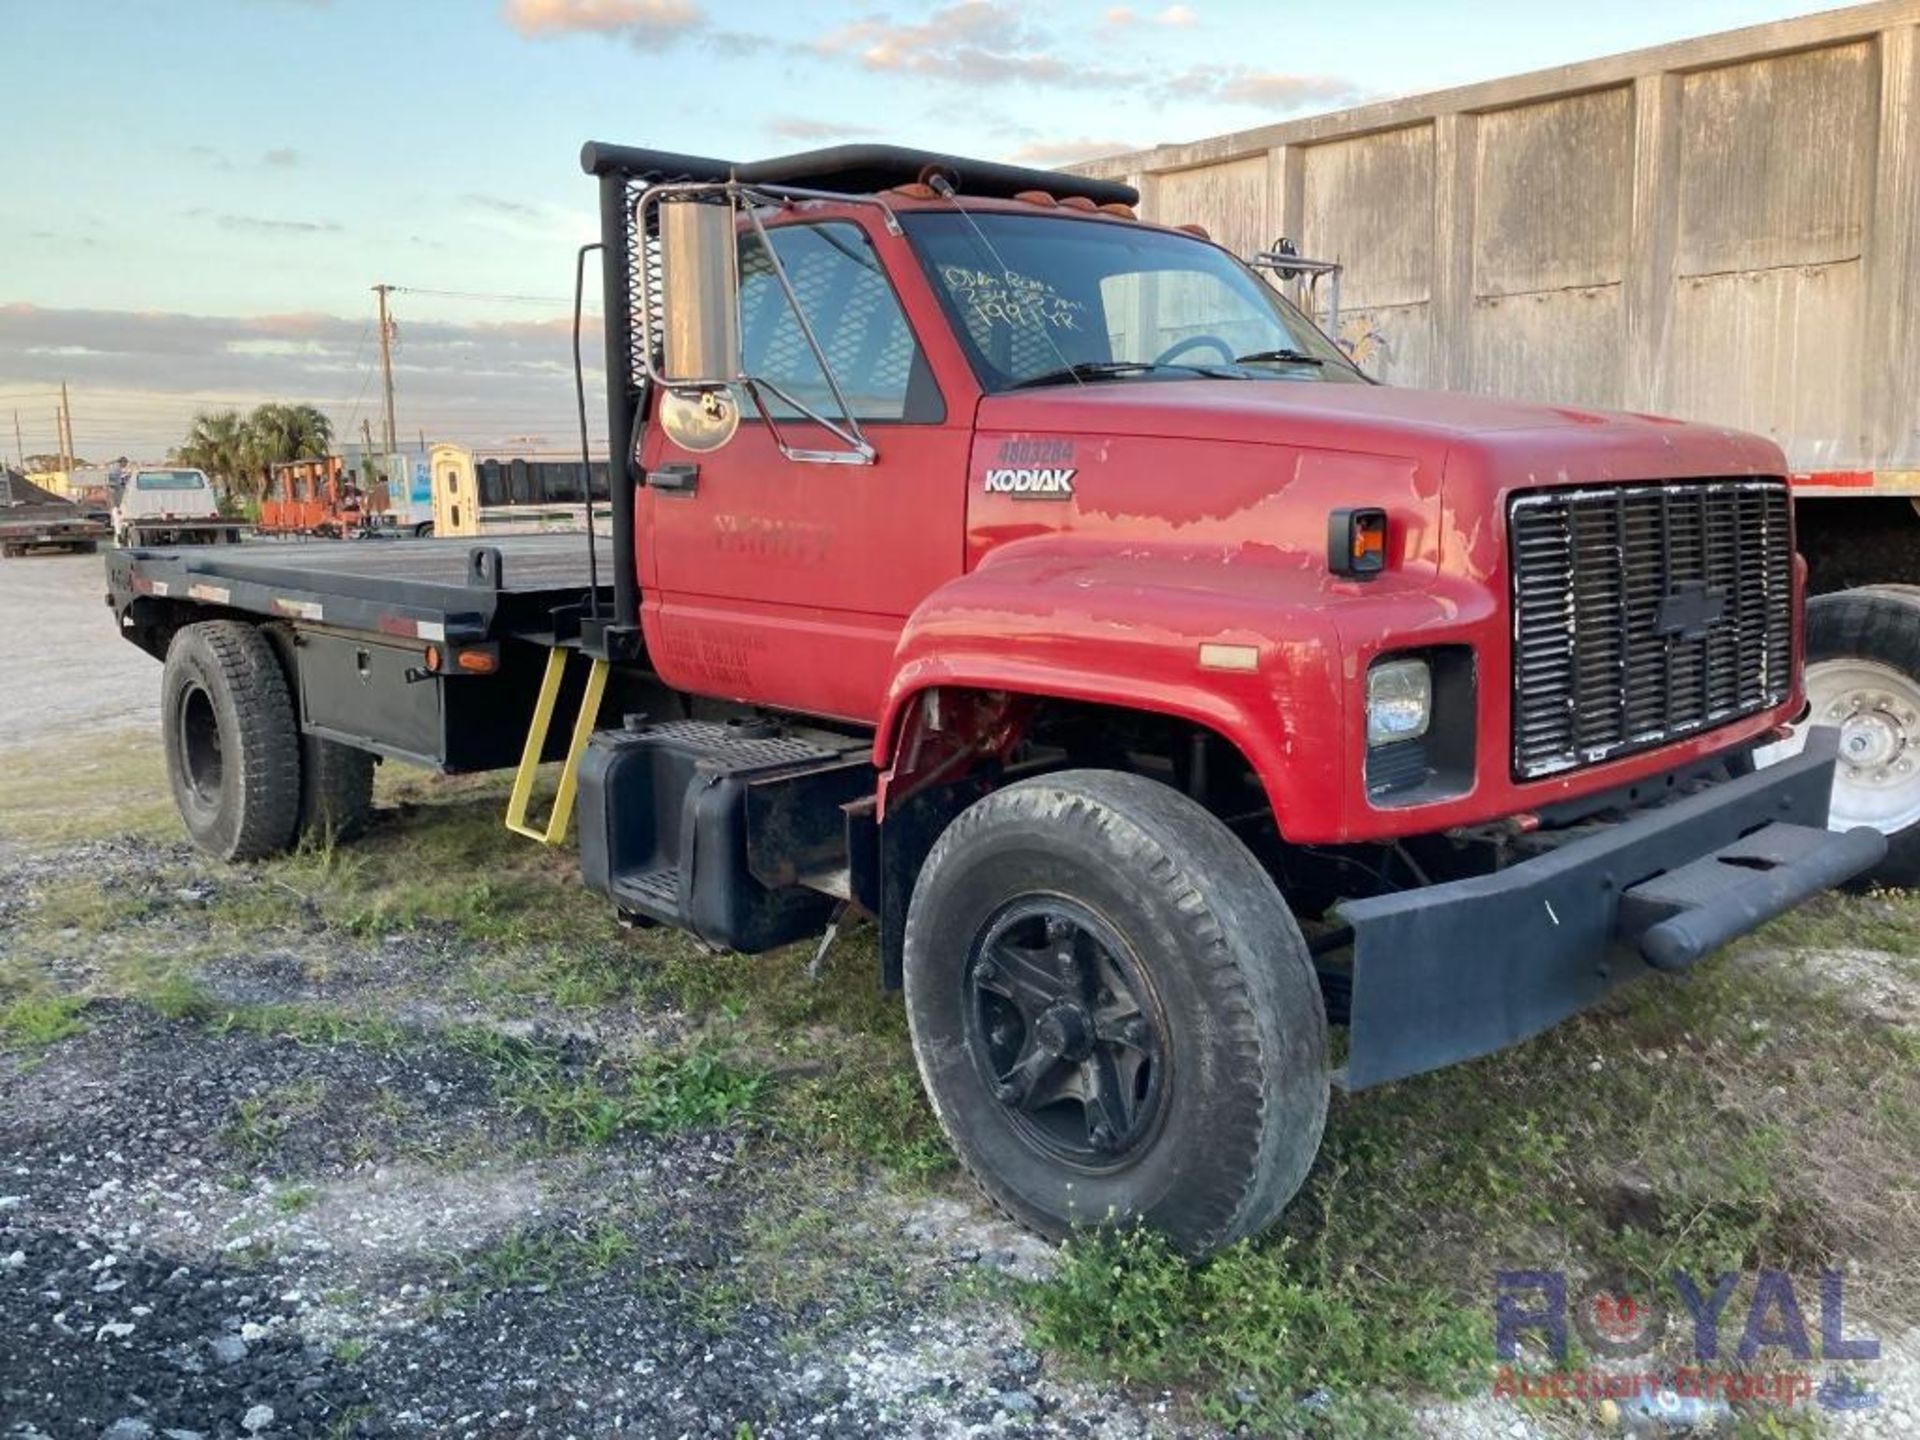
[12,409,23,471]
[59,381,75,472]
[373,284,398,455]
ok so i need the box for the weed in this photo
[222,1078,327,1163]
[1027,1222,1487,1435]
[463,1219,635,1294]
[0,990,89,1049]
[271,1184,318,1215]
[768,1059,949,1179]
[501,1040,767,1148]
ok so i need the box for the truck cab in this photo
[108,141,1885,1256]
[111,466,234,548]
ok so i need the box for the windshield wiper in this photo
[1009,360,1207,390]
[1232,348,1326,367]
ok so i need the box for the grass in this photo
[9,730,1920,1428]
[0,989,90,1051]
[271,1184,318,1214]
[494,1036,769,1148]
[1027,1223,1488,1436]
[1021,930,1920,1433]
[460,1218,636,1295]
[223,1077,328,1162]
[0,729,175,846]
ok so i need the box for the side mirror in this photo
[657,198,740,386]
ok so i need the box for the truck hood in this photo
[970,379,1788,587]
[975,380,1786,483]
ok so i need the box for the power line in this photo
[390,284,577,306]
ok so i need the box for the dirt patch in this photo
[0,995,1171,1438]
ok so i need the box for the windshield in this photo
[135,469,207,491]
[902,211,1364,391]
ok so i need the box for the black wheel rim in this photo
[178,682,223,806]
[963,895,1170,1171]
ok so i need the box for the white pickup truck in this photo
[112,467,248,548]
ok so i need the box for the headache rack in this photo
[1509,477,1794,780]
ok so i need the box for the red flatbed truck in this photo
[106,142,1882,1254]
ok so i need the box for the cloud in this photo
[812,2,1139,88]
[765,116,878,142]
[0,303,606,455]
[1006,138,1139,167]
[1171,64,1360,109]
[502,0,703,39]
[1104,5,1192,26]
[189,211,343,235]
[463,192,542,218]
[262,147,301,167]
[26,228,101,249]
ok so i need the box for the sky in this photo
[0,0,1843,463]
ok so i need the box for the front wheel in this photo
[1757,586,1920,887]
[902,769,1328,1255]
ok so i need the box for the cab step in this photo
[578,716,875,951]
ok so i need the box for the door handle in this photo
[646,463,699,495]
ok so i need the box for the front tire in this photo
[902,769,1328,1255]
[161,622,302,861]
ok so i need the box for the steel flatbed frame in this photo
[107,534,614,648]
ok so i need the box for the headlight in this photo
[1366,658,1431,747]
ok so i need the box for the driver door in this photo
[637,216,970,724]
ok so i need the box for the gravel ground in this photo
[0,551,156,751]
[0,991,1176,1439]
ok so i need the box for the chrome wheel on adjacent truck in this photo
[1755,587,1920,887]
[903,769,1329,1255]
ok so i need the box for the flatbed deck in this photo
[108,534,614,646]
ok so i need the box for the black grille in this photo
[1509,478,1793,780]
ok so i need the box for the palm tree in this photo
[172,410,253,497]
[246,402,333,485]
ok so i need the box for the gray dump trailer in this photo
[1078,0,1920,882]
[0,470,109,558]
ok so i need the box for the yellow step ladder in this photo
[504,647,610,845]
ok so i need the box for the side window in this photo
[738,222,939,423]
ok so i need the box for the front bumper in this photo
[1332,727,1883,1090]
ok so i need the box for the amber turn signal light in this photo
[1328,507,1388,578]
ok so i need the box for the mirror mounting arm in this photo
[737,201,874,465]
[633,178,884,466]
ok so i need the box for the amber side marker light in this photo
[455,646,500,675]
[1328,507,1388,578]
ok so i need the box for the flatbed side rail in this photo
[111,548,491,645]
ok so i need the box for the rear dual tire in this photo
[161,621,375,860]
[903,769,1328,1255]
